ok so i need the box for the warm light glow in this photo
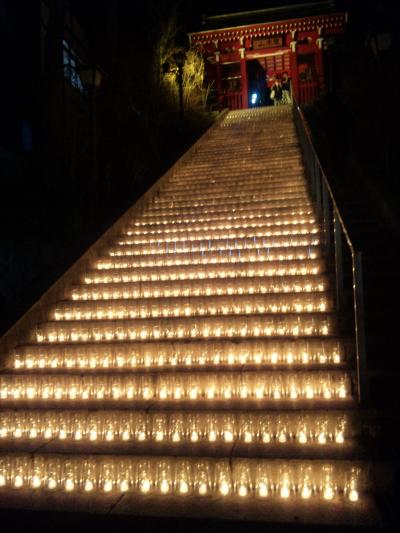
[65,479,75,492]
[0,410,349,448]
[84,480,94,492]
[0,108,363,518]
[160,479,169,493]
[141,479,151,493]
[219,481,230,496]
[280,484,290,498]
[349,489,359,502]
[0,371,350,403]
[323,485,334,500]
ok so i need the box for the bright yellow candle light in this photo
[349,489,359,502]
[120,479,129,492]
[219,481,230,496]
[323,484,334,500]
[280,483,290,498]
[141,479,151,493]
[301,484,312,499]
[14,475,24,488]
[209,430,217,442]
[335,431,344,444]
[84,480,94,492]
[179,481,189,494]
[199,483,208,495]
[65,479,75,492]
[0,115,363,512]
[160,479,169,493]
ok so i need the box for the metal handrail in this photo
[292,100,368,404]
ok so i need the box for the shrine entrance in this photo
[189,6,346,110]
[246,59,269,107]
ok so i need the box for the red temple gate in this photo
[189,8,347,109]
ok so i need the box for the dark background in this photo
[0,1,399,529]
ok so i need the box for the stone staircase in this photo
[0,107,379,525]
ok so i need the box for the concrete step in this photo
[0,106,370,524]
[0,369,353,405]
[82,258,326,284]
[8,337,351,371]
[0,408,360,455]
[132,209,315,229]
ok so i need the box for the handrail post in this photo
[333,209,344,311]
[353,252,368,403]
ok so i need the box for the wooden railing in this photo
[298,81,320,105]
[222,92,243,110]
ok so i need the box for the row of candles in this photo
[159,181,306,200]
[169,167,304,184]
[52,294,331,322]
[175,132,299,146]
[165,175,304,186]
[132,208,314,227]
[0,371,350,401]
[171,152,302,164]
[161,174,306,188]
[0,455,362,502]
[70,275,327,301]
[126,216,317,238]
[152,189,308,208]
[152,186,307,201]
[134,213,315,230]
[174,147,301,160]
[143,195,310,212]
[82,259,325,282]
[97,248,321,270]
[175,132,299,147]
[151,198,309,215]
[165,185,306,197]
[145,198,311,218]
[162,170,304,185]
[170,168,303,180]
[122,226,318,247]
[35,315,333,343]
[11,339,344,370]
[0,410,350,445]
[153,172,306,185]
[91,258,325,278]
[108,237,320,257]
[167,167,304,183]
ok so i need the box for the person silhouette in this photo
[281,72,291,104]
[270,78,283,106]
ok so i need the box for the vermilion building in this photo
[189,2,347,109]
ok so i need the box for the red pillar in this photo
[215,52,223,108]
[315,39,325,93]
[239,48,248,109]
[289,43,299,103]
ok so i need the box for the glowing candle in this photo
[141,478,151,493]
